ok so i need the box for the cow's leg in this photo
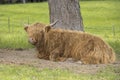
[37,52,49,60]
[49,48,61,61]
[49,47,66,61]
[49,51,60,61]
[80,56,100,64]
[50,54,67,62]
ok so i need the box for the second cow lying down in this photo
[24,22,116,64]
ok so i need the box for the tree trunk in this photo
[22,0,26,3]
[48,0,84,31]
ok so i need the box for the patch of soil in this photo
[0,49,119,74]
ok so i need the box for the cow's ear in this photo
[45,26,51,32]
[24,25,29,31]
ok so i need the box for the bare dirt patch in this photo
[0,49,119,74]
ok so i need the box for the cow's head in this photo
[24,20,58,45]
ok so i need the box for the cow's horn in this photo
[50,20,59,27]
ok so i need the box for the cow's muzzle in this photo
[28,38,37,45]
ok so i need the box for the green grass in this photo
[0,64,119,80]
[0,2,49,49]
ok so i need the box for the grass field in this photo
[0,1,120,80]
[0,64,119,80]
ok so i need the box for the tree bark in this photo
[48,0,84,31]
[22,0,26,3]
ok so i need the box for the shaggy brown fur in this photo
[24,22,116,64]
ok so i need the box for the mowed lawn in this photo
[0,1,120,80]
[0,64,119,80]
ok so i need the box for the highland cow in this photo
[24,22,116,64]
